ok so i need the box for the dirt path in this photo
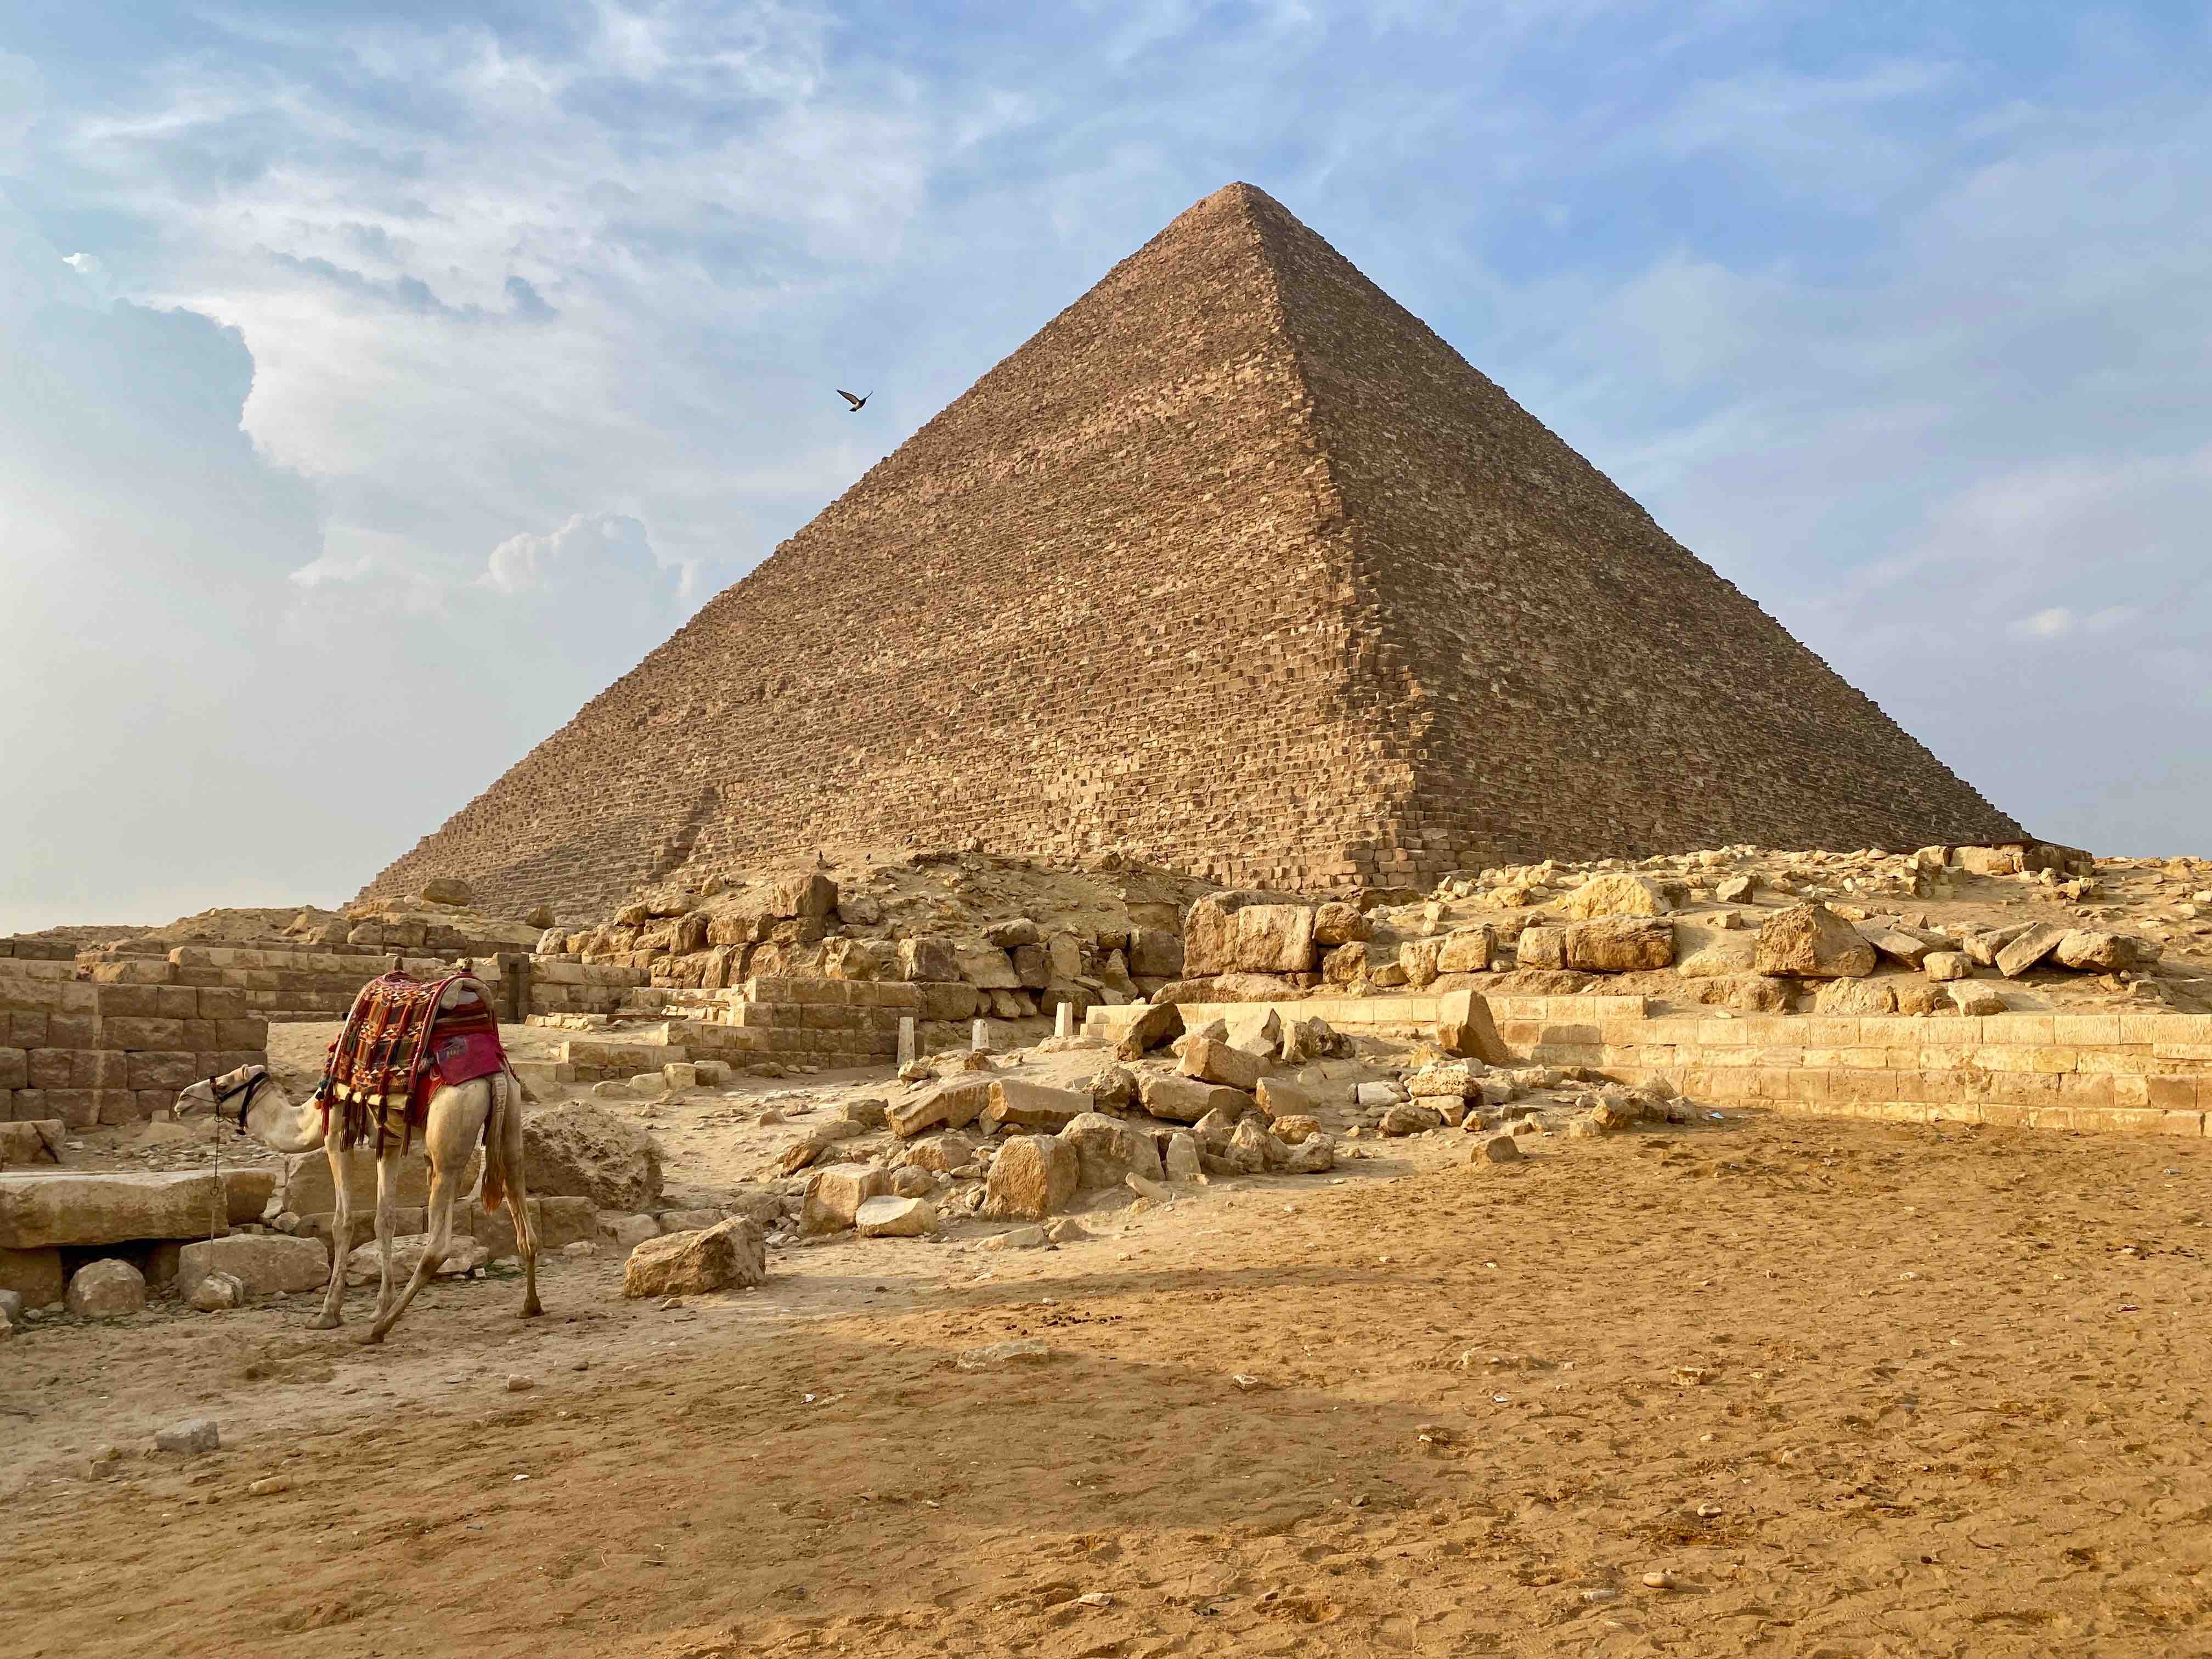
[6,1111,2211,1657]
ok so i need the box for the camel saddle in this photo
[317,970,507,1154]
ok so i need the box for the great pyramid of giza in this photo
[361,182,2023,916]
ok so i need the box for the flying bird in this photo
[836,388,871,412]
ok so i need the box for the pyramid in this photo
[361,183,2023,916]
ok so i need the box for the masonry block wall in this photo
[359,183,2018,918]
[1,944,268,1127]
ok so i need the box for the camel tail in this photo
[481,1069,512,1215]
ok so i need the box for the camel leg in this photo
[372,1146,401,1323]
[502,1071,542,1319]
[363,1082,487,1346]
[309,1137,350,1329]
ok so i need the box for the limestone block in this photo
[1115,1000,1183,1061]
[1565,918,1674,972]
[981,1133,1079,1220]
[1127,928,1185,979]
[2055,931,2159,973]
[1436,927,1494,974]
[0,1171,235,1248]
[856,1195,938,1237]
[67,1258,146,1316]
[1062,1111,1165,1189]
[1678,934,1758,977]
[771,872,838,920]
[803,1164,890,1234]
[1139,1073,1251,1124]
[623,1217,766,1297]
[1011,944,1051,989]
[981,1079,1089,1132]
[1560,874,1673,918]
[887,1076,994,1137]
[176,1235,331,1296]
[1312,902,1372,946]
[1255,1075,1327,1120]
[1515,927,1566,970]
[1400,937,1443,988]
[899,936,960,983]
[0,1245,65,1306]
[1996,924,2069,978]
[1756,904,1877,979]
[1180,1036,1266,1092]
[523,1103,663,1211]
[1435,990,1512,1065]
[955,944,1021,990]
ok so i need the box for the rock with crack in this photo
[981,1134,1079,1220]
[623,1217,767,1296]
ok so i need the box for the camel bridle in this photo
[205,1069,269,1134]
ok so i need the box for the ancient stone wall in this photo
[362,183,2021,917]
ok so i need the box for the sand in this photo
[7,1099,2212,1657]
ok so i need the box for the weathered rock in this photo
[771,872,838,919]
[979,1226,1047,1252]
[1713,874,1761,904]
[981,1080,1089,1133]
[522,1103,664,1212]
[1186,895,1318,975]
[419,876,473,906]
[0,1246,64,1307]
[1864,928,1936,969]
[599,1211,660,1250]
[1322,941,1367,984]
[898,936,960,982]
[1355,1080,1407,1108]
[955,944,1021,990]
[901,1132,978,1175]
[982,1134,1079,1220]
[1515,926,1567,970]
[1996,923,2069,978]
[889,1165,938,1199]
[0,1171,240,1250]
[189,1272,245,1312]
[1755,903,1877,979]
[1271,1113,1322,1145]
[855,1195,938,1238]
[1894,980,1950,1015]
[802,1164,891,1234]
[155,1418,220,1454]
[1115,1000,1184,1061]
[1436,927,1495,974]
[1407,1059,1486,1099]
[1179,1036,1266,1092]
[0,1121,63,1168]
[1224,1116,1286,1174]
[887,1076,994,1138]
[1565,917,1675,972]
[1561,874,1673,918]
[658,1208,727,1233]
[1164,1132,1203,1183]
[955,1336,1054,1369]
[1810,978,1898,1016]
[66,1258,145,1317]
[1192,1103,1246,1150]
[1399,936,1444,989]
[1379,1103,1444,1137]
[1137,1074,1250,1125]
[1950,981,2006,1016]
[984,917,1040,949]
[345,1234,491,1284]
[623,1217,767,1296]
[1435,990,1512,1065]
[1312,902,1371,946]
[773,1119,866,1176]
[1677,934,1758,978]
[1126,928,1185,979]
[1922,950,1973,982]
[177,1235,330,1297]
[1279,1015,1342,1064]
[1081,1064,1139,1113]
[1471,1133,1523,1165]
[1063,1112,1165,1190]
[469,1194,600,1259]
[1255,1075,1327,1121]
[2055,930,2159,973]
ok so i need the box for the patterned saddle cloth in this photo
[317,970,508,1153]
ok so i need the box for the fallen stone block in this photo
[855,1195,938,1238]
[1115,1000,1184,1060]
[155,1418,219,1454]
[887,1076,993,1138]
[803,1164,890,1234]
[345,1234,490,1284]
[982,1133,1078,1220]
[522,1103,663,1212]
[2055,930,2159,973]
[1755,903,1876,979]
[1063,1111,1165,1190]
[66,1258,145,1316]
[623,1217,767,1297]
[1434,989,1512,1065]
[176,1235,330,1297]
[1560,874,1674,918]
[0,1171,233,1250]
[981,1079,1089,1132]
[1996,923,2070,978]
[1179,1036,1266,1092]
[1407,1059,1486,1100]
[1138,1073,1251,1125]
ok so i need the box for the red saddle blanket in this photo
[318,970,508,1153]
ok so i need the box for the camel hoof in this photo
[356,1328,387,1347]
[521,1297,543,1318]
[308,1313,342,1330]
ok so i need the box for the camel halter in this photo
[205,1069,268,1135]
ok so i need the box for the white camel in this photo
[173,989,539,1344]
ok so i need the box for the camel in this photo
[172,988,539,1344]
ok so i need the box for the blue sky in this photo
[3,2,2208,930]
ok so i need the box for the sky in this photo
[2,2,2208,932]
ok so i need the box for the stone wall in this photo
[2,946,268,1128]
[1085,994,2212,1136]
[358,183,2018,918]
[557,977,924,1081]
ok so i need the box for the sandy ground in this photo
[8,1074,2212,1658]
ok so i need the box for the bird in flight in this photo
[837,388,871,412]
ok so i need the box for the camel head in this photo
[173,1063,326,1155]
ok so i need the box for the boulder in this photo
[802,1164,891,1234]
[1271,1113,1322,1145]
[1677,934,1758,978]
[0,1121,63,1169]
[1962,922,2034,967]
[902,1133,978,1175]
[1471,1133,1523,1165]
[855,1195,938,1238]
[898,936,960,982]
[1312,902,1372,946]
[1713,874,1762,904]
[1082,1064,1139,1113]
[1435,990,1512,1065]
[522,904,558,930]
[1996,923,2069,978]
[1224,1116,1287,1174]
[2055,931,2159,973]
[1127,928,1186,979]
[623,1217,768,1297]
[189,1272,245,1312]
[1436,927,1495,974]
[771,872,838,919]
[1755,903,1877,979]
[981,1080,1089,1133]
[155,1419,220,1454]
[469,1194,600,1259]
[176,1235,330,1297]
[1922,950,1973,982]
[1279,1015,1342,1064]
[1063,1112,1166,1190]
[887,1076,994,1138]
[522,1103,663,1212]
[1379,1103,1444,1137]
[1560,874,1673,918]
[955,944,1022,990]
[1514,926,1567,970]
[1399,937,1443,989]
[0,1246,64,1308]
[1115,1000,1184,1060]
[419,877,474,906]
[984,917,1040,949]
[345,1233,491,1284]
[1407,1060,1486,1099]
[1255,1076,1327,1121]
[1164,1132,1203,1183]
[1179,1036,1266,1092]
[1137,1074,1250,1124]
[1810,978,1899,1016]
[1284,1132,1337,1173]
[66,1258,145,1317]
[982,1135,1079,1220]
[1565,917,1674,972]
[1185,893,1317,975]
[1863,928,1936,969]
[1322,941,1367,984]
[773,1119,866,1175]
[1951,981,2006,1016]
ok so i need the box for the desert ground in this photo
[6,1051,2210,1659]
